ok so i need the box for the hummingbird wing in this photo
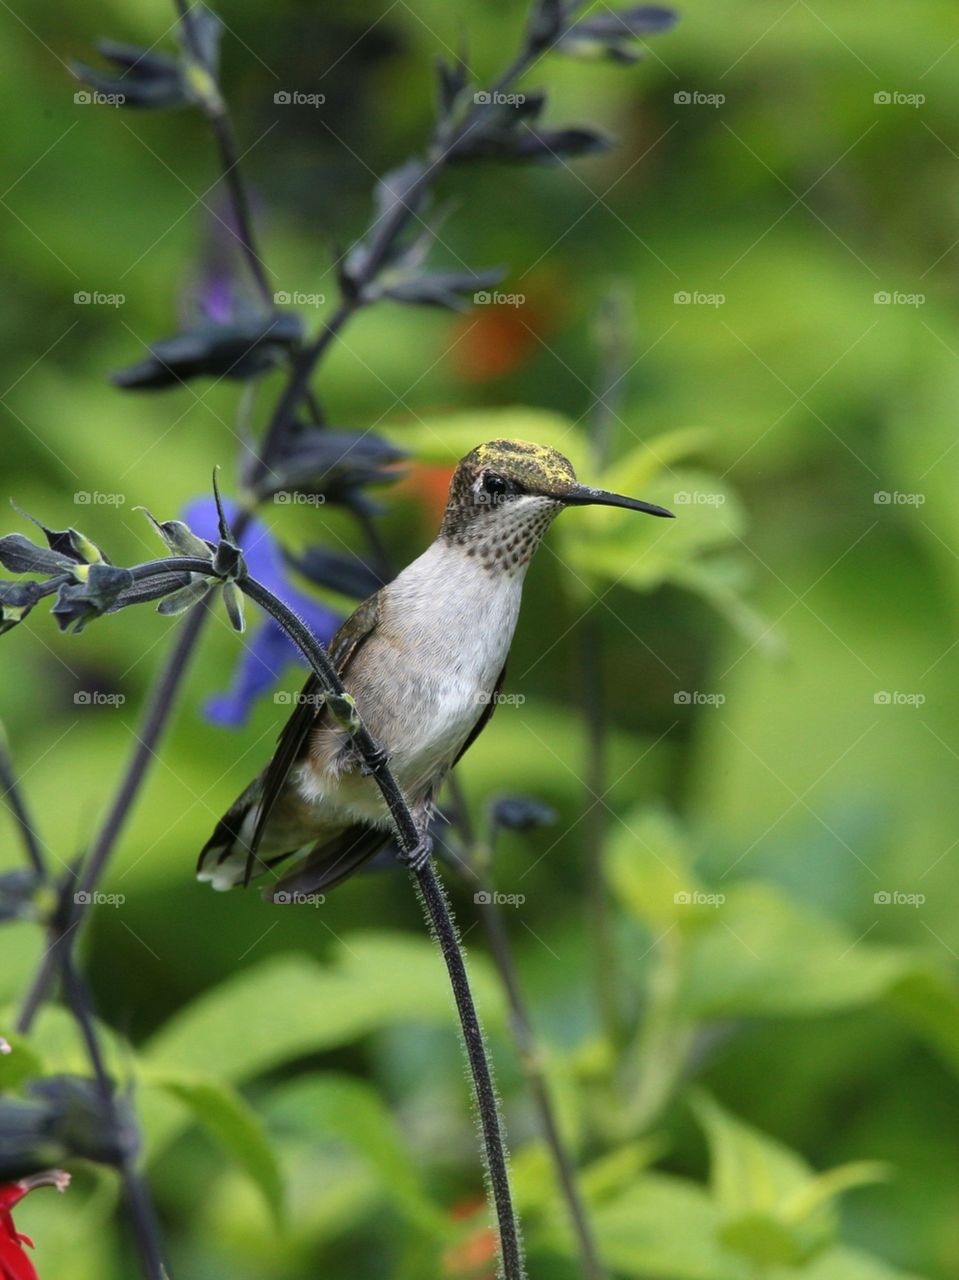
[452,662,507,767]
[243,590,383,884]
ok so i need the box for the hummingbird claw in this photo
[399,830,434,873]
[359,738,390,776]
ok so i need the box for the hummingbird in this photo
[198,439,673,902]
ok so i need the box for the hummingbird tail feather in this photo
[263,823,390,903]
[197,778,297,891]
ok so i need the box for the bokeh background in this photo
[2,1,959,1277]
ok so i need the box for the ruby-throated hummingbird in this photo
[198,439,673,901]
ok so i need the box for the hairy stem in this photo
[449,781,606,1280]
[106,558,525,1278]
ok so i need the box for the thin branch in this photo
[60,957,167,1279]
[0,725,47,881]
[17,593,216,1032]
[251,4,589,480]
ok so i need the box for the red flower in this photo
[0,1172,70,1280]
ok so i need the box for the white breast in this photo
[297,541,528,823]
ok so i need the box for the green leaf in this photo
[692,1092,888,1269]
[581,1173,740,1279]
[678,882,917,1019]
[0,1029,45,1090]
[145,1069,284,1222]
[267,1074,448,1237]
[607,805,708,930]
[143,935,502,1093]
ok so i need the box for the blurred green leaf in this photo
[693,1092,887,1268]
[267,1074,448,1237]
[145,1070,284,1223]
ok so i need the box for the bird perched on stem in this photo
[198,439,673,901]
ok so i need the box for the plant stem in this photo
[60,957,167,1280]
[17,597,213,1033]
[105,558,525,1279]
[251,5,583,480]
[0,727,47,881]
[449,780,607,1280]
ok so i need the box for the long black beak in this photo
[561,483,675,519]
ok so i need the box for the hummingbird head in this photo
[439,439,673,572]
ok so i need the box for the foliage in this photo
[0,0,956,1277]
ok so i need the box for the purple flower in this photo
[182,497,341,728]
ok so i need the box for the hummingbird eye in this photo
[481,472,511,501]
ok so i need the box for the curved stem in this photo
[86,558,525,1277]
[448,779,606,1280]
[0,728,47,881]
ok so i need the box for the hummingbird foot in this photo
[358,737,390,777]
[398,826,434,873]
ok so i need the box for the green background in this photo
[2,1,958,1277]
